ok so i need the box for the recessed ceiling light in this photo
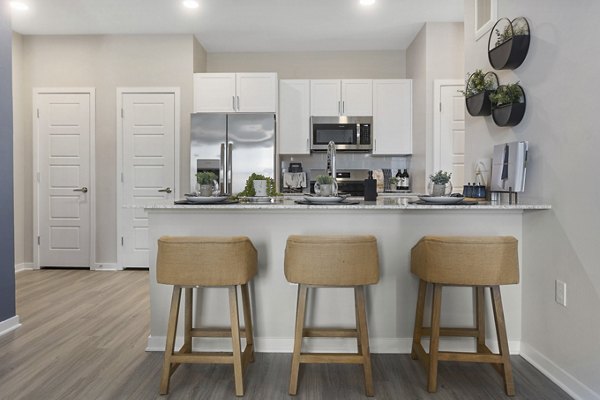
[183,0,199,9]
[10,1,29,11]
[360,0,375,5]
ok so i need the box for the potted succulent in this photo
[488,17,530,70]
[459,70,498,117]
[237,173,277,197]
[489,83,526,127]
[196,171,217,197]
[428,170,453,197]
[314,174,338,197]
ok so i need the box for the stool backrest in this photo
[156,236,257,286]
[411,236,519,285]
[285,235,379,286]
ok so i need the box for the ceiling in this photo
[9,0,464,52]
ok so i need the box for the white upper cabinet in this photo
[310,79,372,116]
[279,80,310,155]
[372,79,412,155]
[193,72,277,113]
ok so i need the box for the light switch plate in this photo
[555,279,567,307]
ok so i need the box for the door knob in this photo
[158,187,172,194]
[73,187,88,193]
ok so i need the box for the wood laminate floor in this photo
[0,270,571,400]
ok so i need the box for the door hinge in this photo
[37,236,40,245]
[121,108,124,118]
[121,236,124,246]
[36,172,40,182]
[439,102,442,112]
[121,172,124,183]
[37,109,40,118]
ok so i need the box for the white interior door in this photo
[37,92,92,268]
[119,91,177,268]
[438,84,465,191]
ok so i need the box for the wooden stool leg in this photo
[289,284,308,396]
[411,279,427,360]
[160,286,182,395]
[491,286,515,396]
[241,283,255,363]
[183,287,193,353]
[228,286,244,397]
[428,283,442,393]
[476,286,486,353]
[355,286,375,397]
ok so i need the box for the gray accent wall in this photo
[464,1,600,397]
[1,0,16,321]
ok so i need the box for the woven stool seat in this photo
[157,236,257,397]
[285,235,379,397]
[284,235,379,286]
[410,235,519,396]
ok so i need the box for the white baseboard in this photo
[93,263,121,271]
[0,316,21,337]
[146,335,520,355]
[15,263,34,273]
[520,342,600,400]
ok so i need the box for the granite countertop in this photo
[142,196,551,210]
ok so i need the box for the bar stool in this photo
[156,236,257,396]
[284,235,380,397]
[410,236,519,396]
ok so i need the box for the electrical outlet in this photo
[555,280,567,307]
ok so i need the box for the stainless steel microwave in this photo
[310,116,373,151]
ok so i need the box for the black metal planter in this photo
[488,17,530,70]
[466,91,493,117]
[492,103,526,127]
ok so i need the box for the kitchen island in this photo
[145,198,550,355]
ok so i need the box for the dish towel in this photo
[283,172,307,188]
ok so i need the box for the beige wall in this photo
[464,1,600,397]
[207,50,406,79]
[12,33,28,268]
[193,36,207,73]
[406,22,464,192]
[14,34,198,266]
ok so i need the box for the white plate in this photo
[418,195,464,204]
[185,195,229,203]
[303,195,347,204]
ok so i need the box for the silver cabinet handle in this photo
[73,187,88,193]
[306,138,309,151]
[158,187,172,193]
[237,96,240,111]
[342,101,345,115]
[338,100,341,115]
[232,95,236,111]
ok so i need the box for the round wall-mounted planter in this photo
[492,103,526,126]
[491,84,526,127]
[464,72,499,117]
[488,17,530,70]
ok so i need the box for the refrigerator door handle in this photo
[220,143,226,194]
[227,143,233,194]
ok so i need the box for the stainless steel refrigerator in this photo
[190,113,276,194]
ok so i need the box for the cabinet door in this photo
[372,79,412,155]
[310,80,341,116]
[279,80,310,155]
[193,73,236,112]
[236,73,278,112]
[341,79,373,116]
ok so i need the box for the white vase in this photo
[197,184,214,197]
[428,181,452,196]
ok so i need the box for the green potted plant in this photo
[489,83,526,127]
[459,70,498,117]
[488,17,530,70]
[428,170,452,197]
[195,171,217,197]
[237,173,277,197]
[314,174,337,197]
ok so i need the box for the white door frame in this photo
[33,87,96,269]
[432,79,463,177]
[116,87,181,269]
